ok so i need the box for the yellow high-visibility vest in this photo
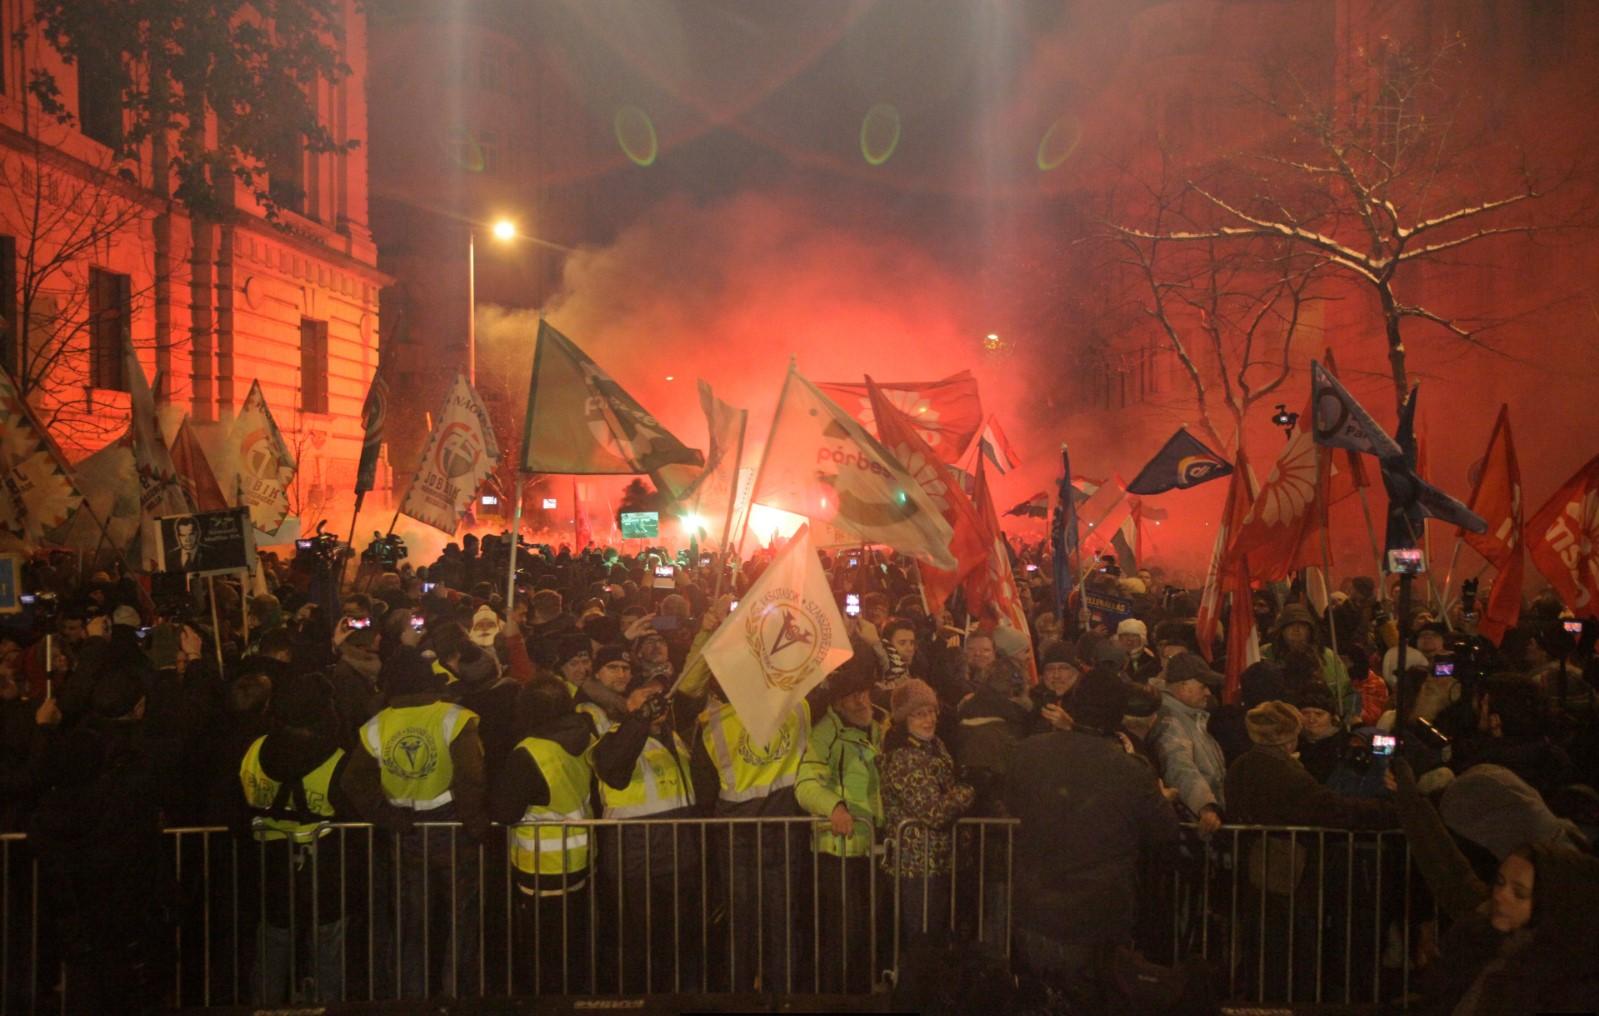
[700,699,809,805]
[239,736,344,843]
[360,700,474,810]
[508,736,594,877]
[600,730,695,819]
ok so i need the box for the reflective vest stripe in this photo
[701,700,808,805]
[239,736,344,844]
[361,700,476,810]
[440,705,464,742]
[600,733,693,819]
[510,737,594,876]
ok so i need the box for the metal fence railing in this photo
[1161,825,1416,1008]
[0,817,1020,1012]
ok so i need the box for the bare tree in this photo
[1106,38,1586,416]
[0,127,179,448]
[1105,148,1331,454]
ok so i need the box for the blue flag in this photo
[1052,445,1079,619]
[1126,427,1233,495]
[1381,386,1485,553]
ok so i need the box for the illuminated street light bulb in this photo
[491,218,517,242]
[983,332,1002,351]
[680,513,707,534]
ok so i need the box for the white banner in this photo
[399,374,501,535]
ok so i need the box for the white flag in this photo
[751,367,956,569]
[701,524,854,745]
[230,380,297,536]
[124,346,192,520]
[399,374,501,535]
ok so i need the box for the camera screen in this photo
[654,566,675,578]
[296,539,314,550]
[346,617,372,630]
[1387,548,1426,575]
[409,614,426,630]
[1433,661,1455,677]
[1371,735,1397,757]
[421,582,436,593]
[845,593,861,617]
[1564,620,1583,635]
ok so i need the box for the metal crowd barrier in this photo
[0,816,1019,1011]
[1163,824,1416,1008]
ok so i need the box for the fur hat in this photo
[1165,652,1223,689]
[1072,668,1132,734]
[891,678,939,725]
[1246,701,1303,748]
[829,652,879,698]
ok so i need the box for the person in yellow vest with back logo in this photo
[235,670,351,1005]
[342,647,489,1000]
[488,677,598,994]
[795,652,885,995]
[588,644,703,993]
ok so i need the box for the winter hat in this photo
[111,604,142,628]
[1123,683,1162,719]
[1165,652,1224,689]
[1115,618,1148,641]
[1439,764,1590,861]
[891,678,939,725]
[1239,661,1286,706]
[382,648,442,698]
[1274,603,1316,636]
[1153,620,1199,652]
[592,644,630,670]
[468,604,502,648]
[1246,701,1303,748]
[1093,640,1130,669]
[990,624,1030,661]
[829,652,879,698]
[273,671,333,728]
[1292,682,1339,717]
[1040,640,1080,670]
[554,635,591,668]
[1072,669,1132,734]
[581,614,622,646]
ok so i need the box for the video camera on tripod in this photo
[295,520,348,567]
[361,530,408,572]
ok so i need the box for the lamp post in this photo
[467,217,519,385]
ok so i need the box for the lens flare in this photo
[859,103,901,166]
[1036,114,1083,171]
[747,504,806,547]
[614,105,659,167]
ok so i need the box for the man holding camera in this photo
[590,651,701,992]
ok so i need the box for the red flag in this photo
[1228,409,1329,582]
[168,417,229,512]
[1196,450,1252,664]
[1462,406,1523,641]
[1527,452,1599,617]
[967,458,1038,683]
[816,370,983,467]
[866,378,988,616]
[573,480,592,551]
[1321,350,1371,505]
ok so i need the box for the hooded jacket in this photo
[1150,693,1228,818]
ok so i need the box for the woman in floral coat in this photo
[881,679,975,946]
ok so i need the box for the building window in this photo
[300,317,328,414]
[0,236,16,377]
[77,48,124,149]
[478,130,499,175]
[88,268,129,391]
[269,132,306,216]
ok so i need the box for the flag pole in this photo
[712,404,749,601]
[1356,484,1383,594]
[206,574,226,674]
[1438,535,1465,620]
[1317,449,1340,660]
[734,356,796,559]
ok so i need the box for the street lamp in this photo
[467,216,519,384]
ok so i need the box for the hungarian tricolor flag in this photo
[1004,492,1050,518]
[817,370,983,468]
[1527,452,1599,617]
[1460,406,1523,641]
[866,376,987,615]
[521,320,703,476]
[977,415,1021,474]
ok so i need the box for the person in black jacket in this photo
[31,668,170,1015]
[488,679,596,994]
[1004,667,1179,987]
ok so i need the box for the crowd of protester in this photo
[0,532,1596,1013]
